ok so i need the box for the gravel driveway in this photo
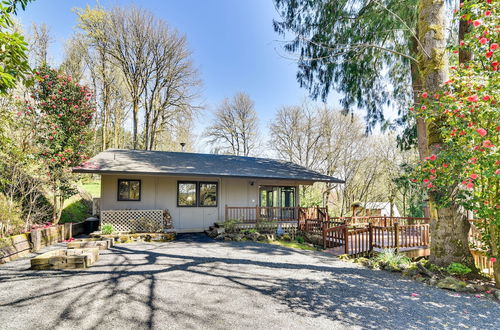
[0,234,498,330]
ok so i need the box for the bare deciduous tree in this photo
[141,21,201,150]
[28,22,51,67]
[106,7,153,149]
[205,92,260,156]
[269,102,323,170]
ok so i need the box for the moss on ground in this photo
[266,239,317,251]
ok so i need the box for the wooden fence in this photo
[321,222,430,257]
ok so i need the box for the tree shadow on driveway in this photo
[0,239,498,329]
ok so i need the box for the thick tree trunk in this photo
[410,33,431,218]
[417,0,474,267]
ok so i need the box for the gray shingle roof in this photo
[73,149,344,183]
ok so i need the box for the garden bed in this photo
[90,232,176,243]
[30,248,100,270]
[340,249,499,301]
[67,237,114,250]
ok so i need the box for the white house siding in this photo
[100,174,305,232]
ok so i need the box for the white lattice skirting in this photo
[101,210,165,232]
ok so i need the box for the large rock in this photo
[436,276,468,292]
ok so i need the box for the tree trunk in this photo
[411,33,431,218]
[132,100,139,149]
[417,0,474,267]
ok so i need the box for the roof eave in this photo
[72,168,344,184]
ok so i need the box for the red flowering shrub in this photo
[26,66,95,222]
[413,0,499,270]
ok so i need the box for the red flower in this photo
[421,92,428,98]
[467,95,479,102]
[470,174,478,180]
[496,126,500,132]
[479,37,488,45]
[485,10,492,16]
[491,257,497,263]
[442,163,449,168]
[495,169,500,175]
[430,154,437,161]
[430,168,436,174]
[423,179,429,183]
[483,95,490,101]
[483,140,494,148]
[486,51,493,58]
[466,183,474,189]
[491,43,499,51]
[473,20,482,27]
[476,128,487,137]
[427,183,433,189]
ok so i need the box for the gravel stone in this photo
[0,234,498,330]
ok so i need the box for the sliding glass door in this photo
[259,186,296,220]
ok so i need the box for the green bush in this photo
[0,193,24,237]
[224,219,240,233]
[374,249,411,269]
[446,263,472,276]
[101,224,114,235]
[255,218,277,233]
[296,236,305,244]
[240,228,258,234]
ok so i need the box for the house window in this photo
[118,179,141,201]
[200,182,218,207]
[177,181,218,207]
[177,182,197,206]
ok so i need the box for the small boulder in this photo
[429,275,439,286]
[436,276,468,292]
[464,284,477,293]
[257,234,267,241]
[473,284,488,292]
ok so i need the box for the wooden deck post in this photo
[343,225,349,255]
[368,222,373,253]
[394,222,399,252]
[225,204,228,222]
[322,220,327,249]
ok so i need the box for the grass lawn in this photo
[266,239,317,251]
[60,180,100,223]
[81,181,101,198]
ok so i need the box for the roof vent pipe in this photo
[180,142,186,152]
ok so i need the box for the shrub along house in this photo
[73,149,343,233]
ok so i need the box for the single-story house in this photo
[352,202,401,217]
[73,149,343,232]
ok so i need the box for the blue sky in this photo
[17,0,345,151]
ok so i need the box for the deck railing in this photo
[225,206,329,223]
